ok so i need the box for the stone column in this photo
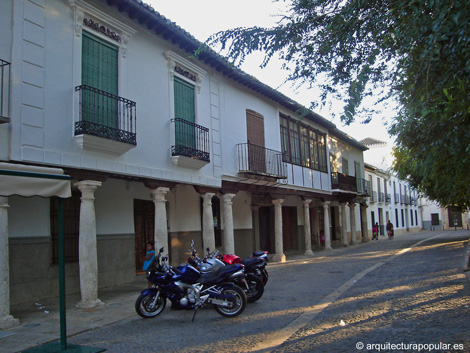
[349,202,358,245]
[221,193,236,254]
[323,202,332,250]
[75,180,103,309]
[340,202,349,247]
[201,193,216,252]
[303,199,314,255]
[0,197,19,329]
[151,187,170,251]
[272,199,286,262]
[361,204,370,242]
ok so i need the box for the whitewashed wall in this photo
[7,0,221,188]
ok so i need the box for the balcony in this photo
[370,191,377,203]
[385,194,391,203]
[378,192,385,203]
[0,59,10,124]
[171,118,210,169]
[237,143,287,179]
[331,172,357,193]
[75,85,136,154]
[395,193,400,204]
[357,178,371,196]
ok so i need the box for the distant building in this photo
[359,138,469,232]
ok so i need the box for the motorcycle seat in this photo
[198,264,240,285]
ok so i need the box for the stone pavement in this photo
[1,231,469,353]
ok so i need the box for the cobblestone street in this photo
[274,232,470,353]
[4,231,468,352]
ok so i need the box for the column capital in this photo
[150,187,170,202]
[221,193,236,203]
[201,192,215,203]
[302,199,312,207]
[348,202,357,209]
[272,198,284,206]
[75,180,102,199]
[75,180,102,189]
[0,196,9,209]
[322,201,330,208]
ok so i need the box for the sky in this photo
[146,0,395,145]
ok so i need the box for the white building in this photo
[0,0,373,326]
[364,163,421,237]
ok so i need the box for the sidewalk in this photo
[1,231,469,352]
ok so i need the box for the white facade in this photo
[420,198,470,231]
[0,0,372,316]
[364,164,421,236]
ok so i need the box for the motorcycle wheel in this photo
[135,292,166,318]
[214,285,247,317]
[245,274,264,303]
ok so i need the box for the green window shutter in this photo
[174,77,196,149]
[174,77,195,123]
[81,32,118,127]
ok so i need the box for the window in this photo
[280,114,327,172]
[174,77,195,123]
[51,190,81,264]
[289,121,301,165]
[174,77,196,150]
[81,31,119,127]
[342,157,349,175]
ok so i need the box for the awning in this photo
[0,162,71,198]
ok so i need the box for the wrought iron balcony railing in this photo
[0,59,10,124]
[237,143,287,179]
[75,85,136,145]
[357,178,371,196]
[331,172,357,193]
[171,118,210,162]
[370,191,377,203]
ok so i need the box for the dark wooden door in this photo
[282,206,297,251]
[134,199,155,272]
[259,206,273,252]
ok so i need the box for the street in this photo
[66,231,470,353]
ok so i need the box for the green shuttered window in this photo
[174,77,196,149]
[81,31,118,127]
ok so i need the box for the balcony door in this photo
[174,77,196,152]
[81,31,118,128]
[246,110,266,173]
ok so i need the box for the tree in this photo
[205,0,470,210]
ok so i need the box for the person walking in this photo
[386,220,394,240]
[372,222,379,240]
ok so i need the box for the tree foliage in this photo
[206,0,470,210]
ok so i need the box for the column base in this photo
[76,298,104,309]
[304,249,314,256]
[0,315,19,329]
[362,238,370,243]
[272,253,286,262]
[324,246,333,251]
[341,242,349,247]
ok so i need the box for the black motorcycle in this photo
[135,247,247,321]
[188,242,265,303]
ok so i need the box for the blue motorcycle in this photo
[135,248,247,321]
